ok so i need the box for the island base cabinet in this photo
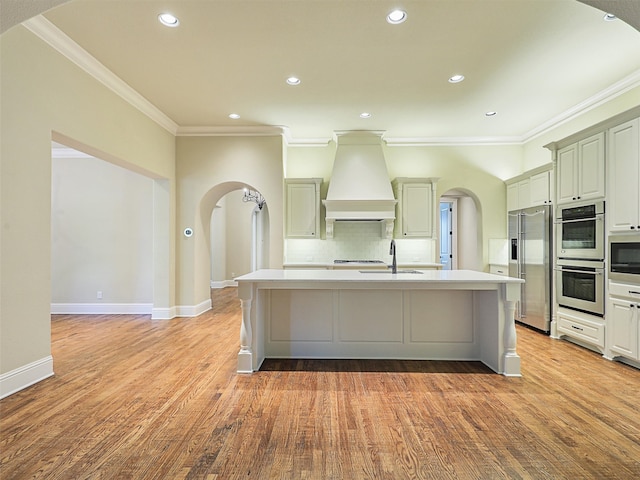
[265,290,477,359]
[235,270,522,376]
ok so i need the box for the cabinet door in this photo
[402,183,432,237]
[286,182,318,238]
[529,171,551,206]
[556,143,578,204]
[609,297,639,359]
[577,132,605,201]
[506,183,519,212]
[608,119,640,233]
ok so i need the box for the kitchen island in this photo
[235,269,524,376]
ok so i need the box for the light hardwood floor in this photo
[1,287,639,479]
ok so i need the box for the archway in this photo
[439,188,483,271]
[199,182,270,296]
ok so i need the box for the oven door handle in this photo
[554,267,603,275]
[555,216,603,224]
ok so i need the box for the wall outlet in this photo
[97,291,103,299]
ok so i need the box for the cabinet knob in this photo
[632,226,636,230]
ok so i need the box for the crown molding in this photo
[522,67,640,143]
[22,16,179,134]
[177,125,284,137]
[384,136,524,147]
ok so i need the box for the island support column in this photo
[502,282,521,376]
[237,282,254,373]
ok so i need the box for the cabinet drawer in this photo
[609,281,640,301]
[489,265,508,276]
[557,310,605,349]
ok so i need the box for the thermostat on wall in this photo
[183,228,193,237]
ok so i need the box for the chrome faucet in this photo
[389,239,397,274]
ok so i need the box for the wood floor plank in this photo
[1,287,639,479]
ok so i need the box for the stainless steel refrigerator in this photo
[508,205,552,333]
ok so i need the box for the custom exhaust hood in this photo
[323,132,397,239]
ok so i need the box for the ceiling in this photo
[9,1,640,143]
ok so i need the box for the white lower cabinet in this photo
[607,282,640,362]
[489,265,508,276]
[556,308,605,351]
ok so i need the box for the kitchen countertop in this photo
[236,268,522,284]
[283,261,443,269]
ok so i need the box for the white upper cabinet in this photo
[507,179,529,211]
[608,118,640,233]
[556,132,605,204]
[392,178,435,238]
[285,178,322,238]
[506,169,552,211]
[529,170,553,207]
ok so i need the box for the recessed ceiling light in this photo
[360,112,372,119]
[603,13,617,22]
[448,74,465,83]
[158,13,180,27]
[387,9,407,24]
[286,76,301,85]
[485,111,497,117]
[229,113,240,119]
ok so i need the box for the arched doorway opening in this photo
[439,189,482,271]
[200,183,270,292]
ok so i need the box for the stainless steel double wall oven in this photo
[555,201,605,316]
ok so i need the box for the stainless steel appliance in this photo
[609,235,640,283]
[508,205,552,332]
[556,201,605,260]
[556,259,605,316]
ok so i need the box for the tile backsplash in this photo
[285,221,434,264]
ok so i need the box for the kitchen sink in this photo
[359,270,423,274]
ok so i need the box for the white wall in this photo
[51,156,153,310]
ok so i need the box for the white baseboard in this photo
[176,298,212,317]
[51,303,153,315]
[0,356,54,399]
[210,280,238,289]
[51,301,215,319]
[152,306,177,320]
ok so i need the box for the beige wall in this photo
[1,26,175,379]
[175,135,284,308]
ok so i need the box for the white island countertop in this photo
[236,268,522,285]
[283,261,443,269]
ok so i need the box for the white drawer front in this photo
[557,311,605,349]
